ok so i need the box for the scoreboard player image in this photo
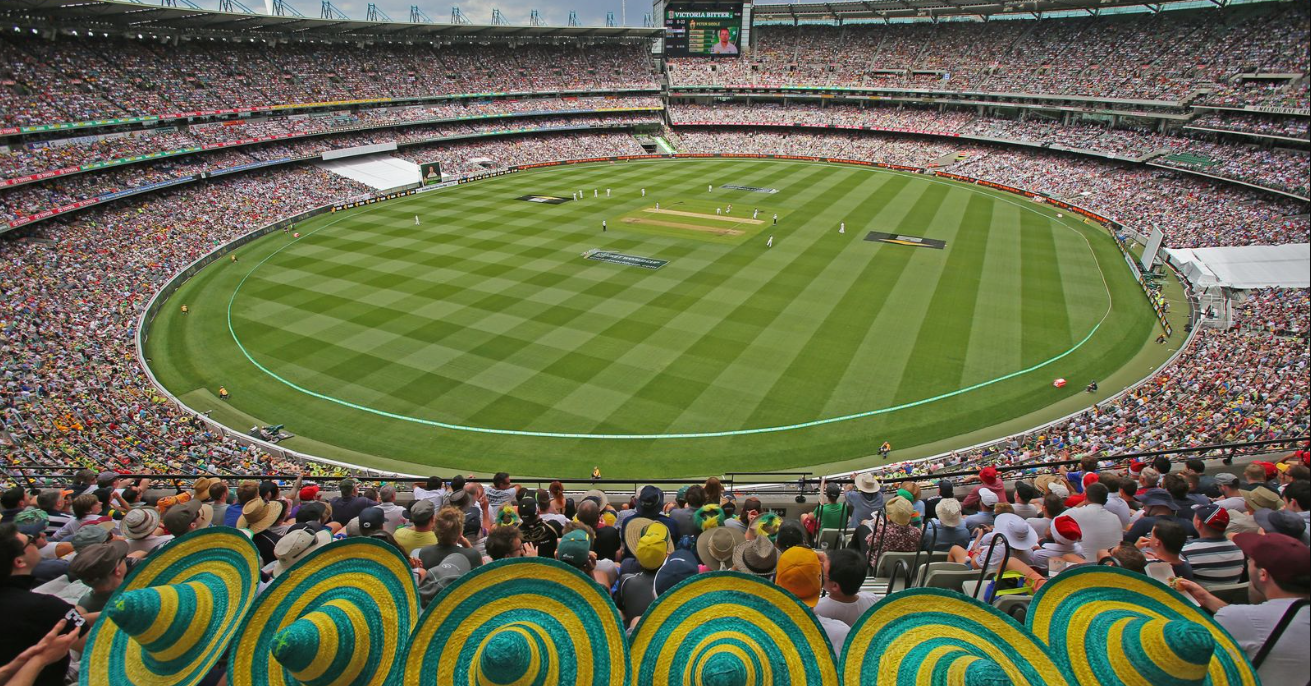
[709,26,738,54]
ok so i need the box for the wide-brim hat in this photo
[1028,566,1260,686]
[192,477,220,501]
[854,473,880,494]
[122,507,161,540]
[403,558,628,685]
[582,489,610,510]
[630,571,838,686]
[841,587,1071,686]
[623,516,655,556]
[270,527,334,578]
[228,538,420,686]
[238,498,285,534]
[731,536,779,577]
[696,526,744,570]
[994,513,1038,550]
[1034,474,1061,495]
[80,528,260,686]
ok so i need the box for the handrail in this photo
[887,559,912,595]
[974,534,1012,601]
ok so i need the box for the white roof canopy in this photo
[1165,243,1310,289]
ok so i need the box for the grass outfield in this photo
[145,158,1162,477]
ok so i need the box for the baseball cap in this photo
[775,546,823,607]
[654,550,699,596]
[676,486,690,503]
[70,524,110,551]
[357,506,385,535]
[1213,473,1239,486]
[636,522,671,571]
[825,482,841,499]
[1255,509,1306,539]
[517,498,538,520]
[1138,488,1179,511]
[299,485,321,502]
[1232,533,1310,586]
[1194,504,1229,531]
[979,466,999,483]
[409,499,435,525]
[429,553,472,591]
[162,500,212,537]
[1049,482,1071,498]
[68,540,129,584]
[12,508,48,538]
[556,530,591,569]
[96,471,120,487]
[978,489,999,508]
[637,485,663,515]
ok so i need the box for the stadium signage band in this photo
[584,250,668,269]
[329,188,419,213]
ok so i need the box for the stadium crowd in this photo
[0,454,1307,684]
[1,113,660,224]
[676,129,1308,247]
[0,95,662,182]
[1190,111,1311,140]
[668,4,1308,107]
[670,103,1309,195]
[0,37,657,127]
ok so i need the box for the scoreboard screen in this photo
[664,3,744,57]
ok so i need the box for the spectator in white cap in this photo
[120,508,171,555]
[844,473,884,529]
[965,488,998,533]
[922,498,969,552]
[270,526,332,578]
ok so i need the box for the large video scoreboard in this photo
[664,2,744,57]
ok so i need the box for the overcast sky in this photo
[232,0,778,29]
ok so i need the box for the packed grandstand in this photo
[1,0,1308,684]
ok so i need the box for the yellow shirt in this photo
[393,526,437,555]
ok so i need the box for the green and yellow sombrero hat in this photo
[227,537,420,686]
[841,587,1071,686]
[402,557,628,686]
[1028,566,1260,686]
[80,527,260,686]
[629,571,838,686]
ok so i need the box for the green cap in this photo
[556,530,591,568]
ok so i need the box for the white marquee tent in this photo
[1165,243,1310,290]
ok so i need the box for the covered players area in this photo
[143,158,1176,477]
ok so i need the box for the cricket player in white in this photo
[708,184,713,192]
[606,189,611,197]
[414,215,420,225]
[767,235,773,248]
[594,189,598,197]
[716,207,722,215]
[726,204,732,214]
[641,188,646,197]
[839,222,845,234]
[752,209,759,219]
[655,202,660,210]
[602,220,607,232]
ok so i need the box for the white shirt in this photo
[815,614,850,657]
[1104,494,1132,527]
[1066,504,1124,556]
[413,487,448,510]
[815,593,879,628]
[1214,598,1309,686]
[126,534,173,555]
[378,502,408,534]
[1215,496,1247,511]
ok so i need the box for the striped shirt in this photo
[1182,537,1245,586]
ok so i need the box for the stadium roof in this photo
[0,0,662,39]
[751,0,1268,22]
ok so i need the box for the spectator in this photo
[484,473,518,510]
[374,487,406,534]
[615,522,671,624]
[1215,474,1248,511]
[1124,488,1197,542]
[1183,505,1245,587]
[120,508,170,555]
[844,474,885,530]
[1026,492,1066,541]
[1175,534,1309,685]
[965,489,999,533]
[1100,475,1132,527]
[0,523,89,686]
[1184,459,1219,498]
[775,546,849,657]
[67,541,131,613]
[394,500,438,556]
[815,548,878,627]
[413,477,449,510]
[1030,514,1085,573]
[669,486,703,539]
[226,481,261,528]
[1136,518,1193,580]
[1012,481,1040,519]
[922,498,969,552]
[415,506,482,571]
[237,498,285,565]
[923,479,953,522]
[1283,481,1310,544]
[1065,484,1123,556]
[1,488,28,523]
[962,466,1008,510]
[865,496,921,569]
[328,479,377,527]
[208,483,230,528]
[161,501,212,539]
[34,492,72,539]
[516,499,561,561]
